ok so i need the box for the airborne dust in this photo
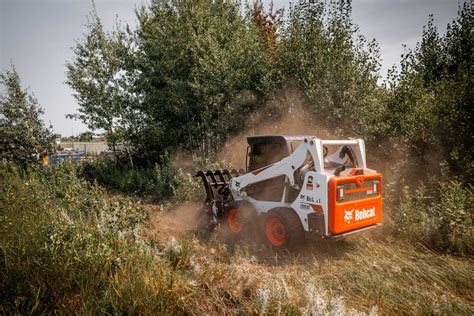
[151,87,333,240]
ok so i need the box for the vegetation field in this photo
[0,165,472,314]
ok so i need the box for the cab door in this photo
[245,140,289,202]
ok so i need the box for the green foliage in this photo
[67,1,278,164]
[78,131,95,142]
[82,157,202,202]
[133,0,276,161]
[0,164,149,313]
[279,1,382,138]
[64,0,474,257]
[2,1,473,314]
[173,169,204,202]
[66,10,118,132]
[374,4,474,256]
[66,0,389,165]
[383,2,473,180]
[65,1,472,181]
[0,66,53,166]
[0,163,472,314]
[394,179,473,255]
[65,7,139,162]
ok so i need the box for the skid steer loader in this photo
[195,135,382,249]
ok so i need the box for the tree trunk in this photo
[126,141,134,167]
[109,127,118,165]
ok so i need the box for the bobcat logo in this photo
[344,207,376,224]
[344,210,353,223]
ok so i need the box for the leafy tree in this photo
[0,65,53,166]
[66,0,471,181]
[384,2,473,181]
[78,131,95,142]
[134,0,275,162]
[66,7,140,165]
[279,1,382,139]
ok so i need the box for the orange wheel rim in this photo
[228,208,243,233]
[266,217,286,246]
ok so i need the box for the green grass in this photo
[0,164,472,314]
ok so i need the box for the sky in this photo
[0,0,464,136]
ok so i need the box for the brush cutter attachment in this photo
[194,169,239,228]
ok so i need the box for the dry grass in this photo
[146,204,474,315]
[1,165,472,314]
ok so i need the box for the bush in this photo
[82,158,202,202]
[393,178,473,255]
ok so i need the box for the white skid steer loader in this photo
[196,135,382,249]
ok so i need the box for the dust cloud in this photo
[219,87,330,169]
[149,201,205,240]
[158,87,332,238]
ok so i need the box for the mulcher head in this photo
[194,169,240,226]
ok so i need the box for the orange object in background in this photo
[328,174,382,235]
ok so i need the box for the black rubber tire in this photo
[264,208,306,250]
[219,200,258,244]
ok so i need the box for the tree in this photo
[279,1,382,138]
[384,2,473,181]
[66,7,140,165]
[78,131,95,142]
[0,65,53,166]
[134,0,276,162]
[250,0,284,51]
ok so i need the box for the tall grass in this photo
[0,164,472,314]
[0,164,149,313]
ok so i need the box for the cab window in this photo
[248,142,287,172]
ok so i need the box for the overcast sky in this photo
[0,0,464,136]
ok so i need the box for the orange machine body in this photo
[328,173,382,235]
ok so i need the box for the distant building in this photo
[60,142,109,155]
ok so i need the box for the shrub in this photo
[82,158,200,202]
[0,165,472,314]
[393,178,473,255]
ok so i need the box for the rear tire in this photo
[219,201,258,244]
[264,208,305,250]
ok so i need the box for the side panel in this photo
[290,172,329,234]
[328,174,382,234]
[242,198,291,215]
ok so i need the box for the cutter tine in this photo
[223,169,233,182]
[205,170,218,187]
[214,170,226,185]
[230,169,240,177]
[195,170,214,202]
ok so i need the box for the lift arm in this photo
[230,137,324,194]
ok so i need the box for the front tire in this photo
[264,208,305,250]
[219,201,258,243]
